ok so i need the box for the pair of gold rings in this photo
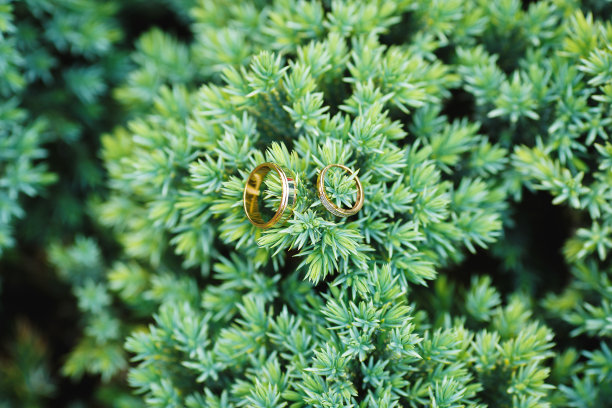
[243,162,364,229]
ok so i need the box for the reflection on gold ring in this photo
[243,162,297,229]
[317,164,364,217]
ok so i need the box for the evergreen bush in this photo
[0,0,129,252]
[0,0,131,404]
[0,0,188,405]
[3,0,612,407]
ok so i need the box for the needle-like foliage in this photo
[2,0,612,406]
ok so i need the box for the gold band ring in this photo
[243,162,297,229]
[317,164,364,217]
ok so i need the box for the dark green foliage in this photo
[0,322,56,407]
[2,0,612,406]
[91,0,612,406]
[48,236,128,381]
[0,0,127,252]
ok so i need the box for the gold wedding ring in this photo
[243,162,297,229]
[317,164,364,217]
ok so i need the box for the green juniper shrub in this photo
[82,0,612,406]
[0,0,128,249]
[0,0,128,404]
[0,0,194,405]
[3,0,612,407]
[0,0,200,252]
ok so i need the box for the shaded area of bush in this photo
[2,0,612,407]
